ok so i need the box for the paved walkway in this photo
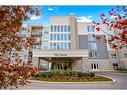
[16,72,127,89]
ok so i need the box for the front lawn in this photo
[32,70,112,82]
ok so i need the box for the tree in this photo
[93,6,127,50]
[0,6,40,89]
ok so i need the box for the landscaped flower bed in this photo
[32,71,112,82]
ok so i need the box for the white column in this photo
[48,62,52,71]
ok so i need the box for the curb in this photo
[29,80,113,84]
[96,74,116,84]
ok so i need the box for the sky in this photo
[23,5,117,25]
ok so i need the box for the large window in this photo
[87,25,94,32]
[88,42,97,50]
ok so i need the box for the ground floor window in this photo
[113,63,119,69]
[91,63,99,69]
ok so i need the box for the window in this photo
[61,43,63,49]
[63,43,66,49]
[57,43,60,49]
[64,26,67,32]
[58,26,60,32]
[65,34,67,40]
[35,38,41,43]
[68,43,71,49]
[50,43,52,49]
[61,26,63,32]
[89,51,98,58]
[50,34,53,40]
[89,52,92,57]
[44,31,48,34]
[91,64,93,69]
[113,63,119,69]
[65,43,67,49]
[91,63,99,69]
[125,45,127,49]
[68,34,71,40]
[88,34,96,41]
[88,42,97,50]
[87,25,94,32]
[68,26,71,32]
[33,45,41,49]
[124,53,127,57]
[54,26,56,32]
[111,53,117,58]
[94,52,97,58]
[53,43,57,49]
[54,34,56,41]
[57,34,60,40]
[44,45,48,49]
[51,26,53,32]
[61,34,63,40]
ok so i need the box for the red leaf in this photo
[112,44,117,49]
[100,13,105,16]
[96,28,100,31]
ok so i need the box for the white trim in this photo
[33,49,88,57]
[119,59,127,61]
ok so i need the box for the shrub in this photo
[34,72,48,78]
[89,72,95,77]
[115,68,127,71]
[34,71,95,78]
[82,72,89,77]
[77,72,84,77]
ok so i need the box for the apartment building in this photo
[16,13,127,72]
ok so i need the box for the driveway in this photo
[16,72,127,89]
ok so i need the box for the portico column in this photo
[81,57,83,71]
[48,62,52,71]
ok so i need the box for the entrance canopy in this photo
[32,49,89,58]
